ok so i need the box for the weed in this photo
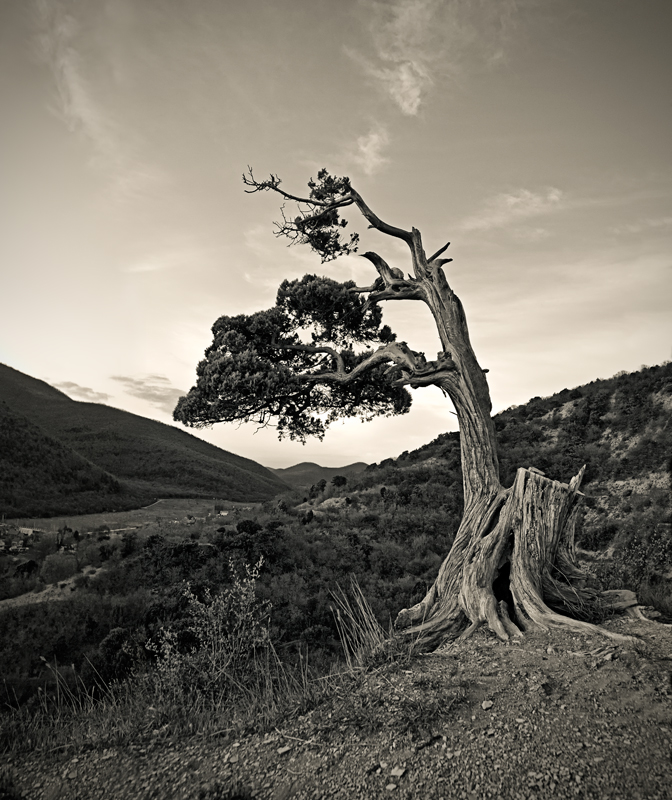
[331,577,419,671]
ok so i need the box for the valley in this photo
[0,361,670,800]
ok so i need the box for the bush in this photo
[579,522,618,551]
[145,559,271,703]
[40,553,78,584]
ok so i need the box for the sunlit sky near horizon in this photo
[1,0,671,469]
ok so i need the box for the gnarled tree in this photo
[175,169,640,649]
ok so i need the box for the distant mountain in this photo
[0,363,289,516]
[269,461,367,489]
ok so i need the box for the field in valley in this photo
[5,497,262,534]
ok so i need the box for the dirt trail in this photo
[4,617,672,800]
[0,565,100,611]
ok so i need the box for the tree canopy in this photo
[173,272,412,441]
[173,167,462,442]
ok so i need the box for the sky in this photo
[1,0,671,469]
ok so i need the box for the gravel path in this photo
[4,618,672,800]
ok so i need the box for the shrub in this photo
[39,553,78,584]
[145,559,271,703]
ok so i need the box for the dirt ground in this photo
[4,615,672,800]
[0,565,101,611]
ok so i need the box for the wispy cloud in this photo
[348,0,439,115]
[611,216,672,235]
[351,0,529,115]
[354,126,390,175]
[460,188,564,232]
[33,0,164,199]
[111,375,186,415]
[53,381,110,403]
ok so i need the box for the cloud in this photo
[351,0,530,115]
[33,0,164,199]
[353,126,390,175]
[611,216,672,235]
[459,188,564,232]
[348,0,439,115]
[53,381,110,403]
[111,375,186,415]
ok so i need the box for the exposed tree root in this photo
[396,466,642,651]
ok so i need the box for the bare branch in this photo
[271,340,345,375]
[273,340,459,391]
[357,251,425,304]
[428,242,451,262]
[366,285,425,304]
[351,278,384,294]
[243,167,352,208]
[349,188,413,244]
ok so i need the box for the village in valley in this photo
[0,500,259,605]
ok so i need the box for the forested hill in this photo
[0,363,289,517]
[0,402,127,518]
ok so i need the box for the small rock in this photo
[277,745,292,755]
[482,700,493,710]
[386,784,397,791]
[390,767,406,778]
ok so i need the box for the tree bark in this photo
[396,464,637,647]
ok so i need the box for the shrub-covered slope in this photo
[359,362,672,594]
[0,363,288,515]
[362,362,671,490]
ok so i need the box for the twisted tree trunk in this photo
[375,233,636,647]
[239,171,641,649]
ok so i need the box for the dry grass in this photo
[1,577,439,758]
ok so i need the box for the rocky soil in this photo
[3,617,672,800]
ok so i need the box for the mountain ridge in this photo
[0,363,289,516]
[268,461,368,488]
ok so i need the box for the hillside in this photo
[353,362,672,593]
[1,364,671,799]
[0,363,288,516]
[269,461,368,488]
[0,402,133,518]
